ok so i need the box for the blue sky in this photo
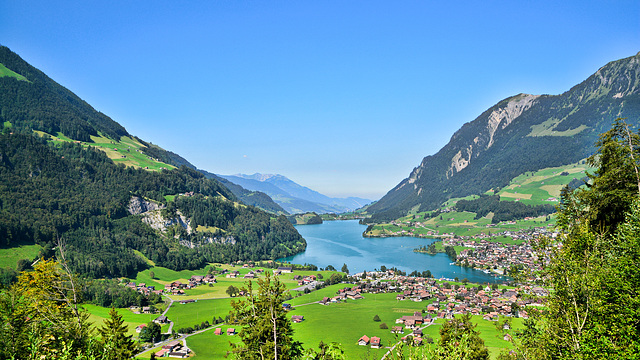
[1,1,638,199]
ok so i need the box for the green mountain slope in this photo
[0,45,285,215]
[0,46,305,277]
[366,52,640,222]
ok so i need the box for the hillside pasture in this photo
[0,243,42,269]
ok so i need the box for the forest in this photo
[454,195,556,223]
[0,132,306,278]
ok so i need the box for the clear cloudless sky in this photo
[1,1,638,200]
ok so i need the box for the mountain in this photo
[366,52,640,222]
[0,45,305,277]
[220,173,372,214]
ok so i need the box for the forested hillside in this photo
[0,132,305,278]
[366,52,640,222]
[0,46,306,278]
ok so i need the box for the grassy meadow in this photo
[0,243,42,269]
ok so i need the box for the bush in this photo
[379,323,388,329]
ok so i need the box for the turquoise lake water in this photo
[281,220,503,284]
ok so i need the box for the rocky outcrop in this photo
[141,210,191,234]
[179,236,236,248]
[366,52,640,222]
[446,94,539,178]
[128,196,165,215]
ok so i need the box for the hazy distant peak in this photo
[233,173,281,182]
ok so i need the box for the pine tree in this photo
[229,272,303,359]
[99,307,138,359]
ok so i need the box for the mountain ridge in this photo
[220,173,372,214]
[366,52,640,222]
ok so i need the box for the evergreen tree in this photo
[341,263,349,274]
[99,307,138,359]
[229,272,303,360]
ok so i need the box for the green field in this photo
[497,162,592,205]
[0,63,28,81]
[0,243,42,269]
[167,298,234,330]
[83,304,167,337]
[32,130,176,171]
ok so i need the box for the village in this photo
[118,256,550,358]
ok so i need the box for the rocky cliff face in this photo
[446,94,540,178]
[128,196,165,215]
[366,52,640,222]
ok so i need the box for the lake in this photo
[281,220,503,284]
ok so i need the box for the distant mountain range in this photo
[366,51,640,222]
[219,173,372,214]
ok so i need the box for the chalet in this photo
[142,306,151,314]
[227,328,236,335]
[320,297,330,305]
[180,299,196,304]
[291,315,304,323]
[214,328,222,335]
[170,281,186,289]
[370,336,381,349]
[391,326,403,334]
[358,335,370,346]
[154,315,169,324]
[278,266,293,273]
[135,324,146,333]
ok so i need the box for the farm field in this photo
[83,304,168,337]
[0,243,42,269]
[32,130,176,171]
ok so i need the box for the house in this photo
[370,336,381,349]
[180,299,196,304]
[391,326,403,334]
[358,335,370,346]
[291,315,304,323]
[278,266,293,273]
[135,324,146,333]
[227,328,236,335]
[154,315,169,324]
[214,328,222,335]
